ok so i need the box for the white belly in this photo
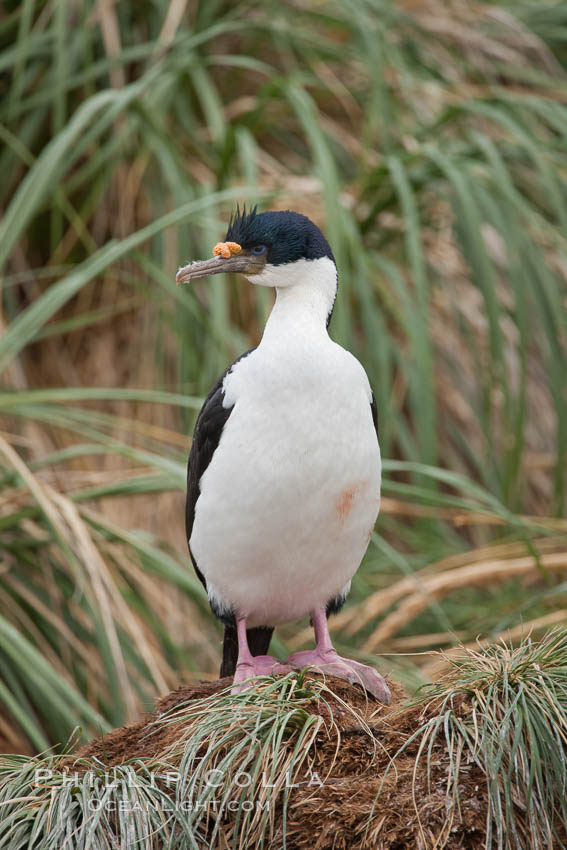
[190,341,381,627]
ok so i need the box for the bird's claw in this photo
[231,655,292,693]
[285,649,391,704]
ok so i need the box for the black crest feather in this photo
[225,204,259,245]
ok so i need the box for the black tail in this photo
[220,623,274,678]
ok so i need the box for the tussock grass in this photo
[400,629,567,850]
[0,406,214,750]
[1,634,566,849]
[0,673,341,850]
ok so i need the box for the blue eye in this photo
[251,244,267,255]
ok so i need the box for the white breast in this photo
[190,328,381,628]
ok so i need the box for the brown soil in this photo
[72,675,560,850]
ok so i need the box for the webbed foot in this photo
[286,648,390,704]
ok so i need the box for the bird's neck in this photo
[260,258,337,345]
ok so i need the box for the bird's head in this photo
[176,206,336,300]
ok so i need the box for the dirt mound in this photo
[77,675,396,765]
[4,635,565,849]
[74,675,492,849]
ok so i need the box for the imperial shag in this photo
[177,207,390,703]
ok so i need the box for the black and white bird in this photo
[176,207,390,703]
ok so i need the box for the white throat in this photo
[252,257,337,341]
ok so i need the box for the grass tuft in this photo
[0,673,345,850]
[1,635,566,849]
[399,629,567,850]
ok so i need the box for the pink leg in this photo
[232,617,291,692]
[285,608,391,704]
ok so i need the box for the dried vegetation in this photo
[2,632,567,849]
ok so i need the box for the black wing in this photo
[370,392,379,440]
[186,349,255,571]
[185,348,275,674]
